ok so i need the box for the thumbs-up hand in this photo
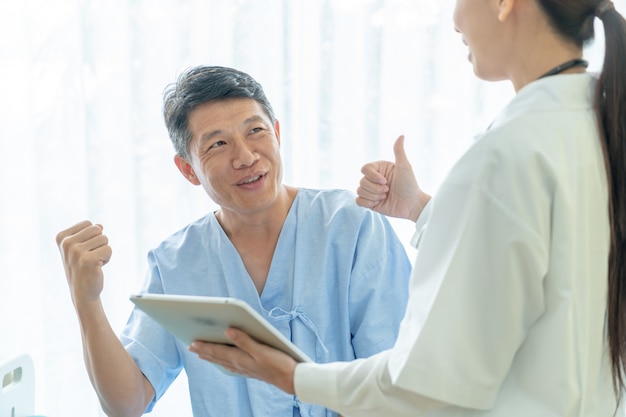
[356,135,430,222]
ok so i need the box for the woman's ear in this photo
[498,0,515,22]
[174,155,201,185]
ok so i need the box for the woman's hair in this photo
[162,66,276,159]
[538,0,626,398]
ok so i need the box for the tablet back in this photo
[129,294,312,363]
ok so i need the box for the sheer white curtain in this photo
[0,1,621,416]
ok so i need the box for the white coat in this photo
[294,73,619,416]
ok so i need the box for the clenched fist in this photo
[56,221,112,306]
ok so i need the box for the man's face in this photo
[177,98,283,216]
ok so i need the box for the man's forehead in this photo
[189,99,273,142]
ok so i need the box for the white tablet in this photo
[129,293,312,363]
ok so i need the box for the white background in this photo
[0,1,623,416]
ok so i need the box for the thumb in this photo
[393,135,411,167]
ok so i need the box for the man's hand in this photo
[189,328,297,395]
[356,135,430,222]
[56,220,112,306]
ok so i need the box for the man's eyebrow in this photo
[198,130,223,143]
[197,115,269,144]
[243,115,269,126]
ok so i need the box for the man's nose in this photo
[232,140,259,168]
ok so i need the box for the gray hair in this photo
[162,66,276,159]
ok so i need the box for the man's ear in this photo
[274,119,281,146]
[174,155,201,185]
[498,0,514,21]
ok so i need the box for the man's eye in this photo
[208,140,226,150]
[250,127,264,134]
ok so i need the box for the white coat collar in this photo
[485,73,596,134]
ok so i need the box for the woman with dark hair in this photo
[192,0,626,416]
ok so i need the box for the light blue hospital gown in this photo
[120,188,411,417]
